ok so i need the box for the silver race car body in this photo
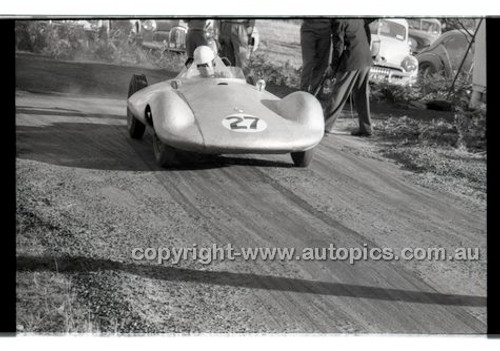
[127,55,324,167]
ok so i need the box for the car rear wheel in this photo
[152,131,177,168]
[127,74,148,139]
[291,149,314,167]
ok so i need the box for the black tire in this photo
[127,74,148,139]
[291,149,314,167]
[152,131,177,168]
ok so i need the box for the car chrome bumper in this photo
[369,66,417,86]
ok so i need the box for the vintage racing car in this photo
[126,46,324,168]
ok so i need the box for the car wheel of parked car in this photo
[127,74,148,139]
[152,131,177,168]
[291,149,314,167]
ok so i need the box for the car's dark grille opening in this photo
[217,82,229,85]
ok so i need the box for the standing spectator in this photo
[185,19,211,66]
[324,19,373,137]
[300,19,332,93]
[217,19,255,77]
[363,18,376,47]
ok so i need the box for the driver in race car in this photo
[193,46,230,78]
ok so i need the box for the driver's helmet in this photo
[193,46,216,78]
[193,46,215,67]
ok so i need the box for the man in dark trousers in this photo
[217,19,255,77]
[186,19,210,59]
[299,19,332,93]
[324,19,373,137]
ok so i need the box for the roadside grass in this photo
[370,71,486,202]
[372,115,486,202]
[250,20,302,86]
[16,209,120,334]
[16,271,102,334]
[16,198,97,334]
[380,145,486,202]
[254,19,302,69]
[16,174,157,334]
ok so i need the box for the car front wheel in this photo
[127,74,148,139]
[152,131,177,168]
[291,149,314,167]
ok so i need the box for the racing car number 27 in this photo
[222,114,267,133]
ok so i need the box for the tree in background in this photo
[440,18,478,36]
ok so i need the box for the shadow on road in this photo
[17,254,486,307]
[16,107,125,120]
[16,117,294,171]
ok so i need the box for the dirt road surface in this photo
[16,54,486,333]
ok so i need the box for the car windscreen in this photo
[407,19,441,35]
[176,55,246,80]
[407,19,421,30]
[371,20,407,41]
[421,21,441,34]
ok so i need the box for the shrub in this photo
[248,53,301,88]
[370,81,423,104]
[15,20,186,71]
[371,70,485,152]
[454,105,487,152]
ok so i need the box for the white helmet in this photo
[193,45,215,66]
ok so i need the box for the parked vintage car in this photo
[369,18,419,86]
[136,19,191,52]
[136,19,259,56]
[416,29,474,78]
[407,18,442,54]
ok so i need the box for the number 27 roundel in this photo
[222,114,267,133]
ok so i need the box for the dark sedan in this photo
[407,18,442,54]
[416,29,474,78]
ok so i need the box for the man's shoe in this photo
[351,130,373,137]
